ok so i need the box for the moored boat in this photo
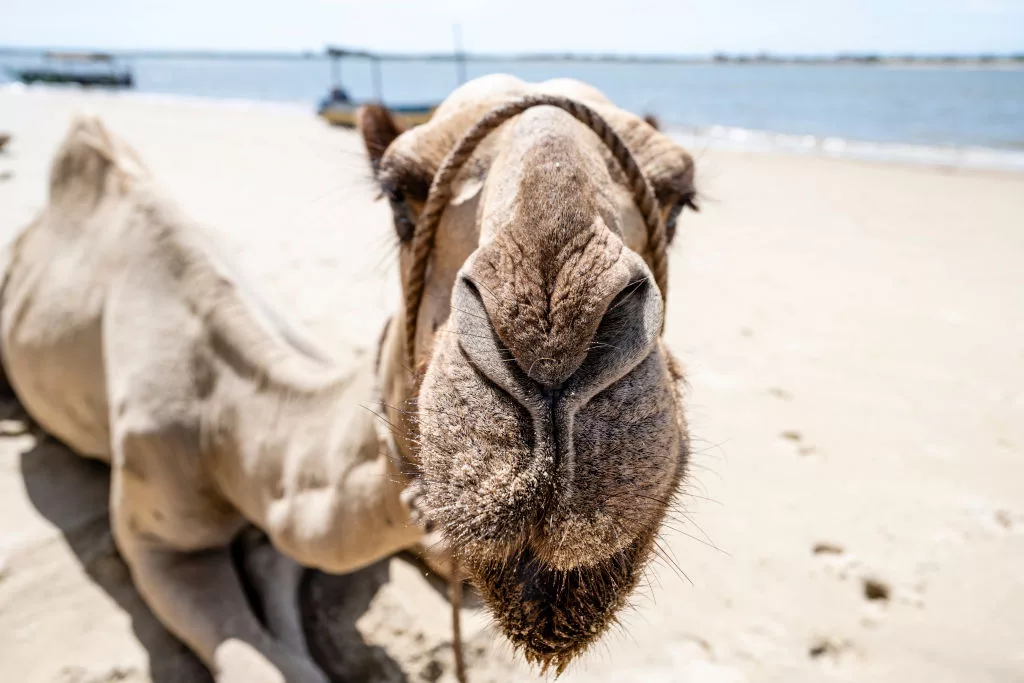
[317,48,439,128]
[9,52,133,89]
[317,92,435,127]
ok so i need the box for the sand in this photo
[1,87,1022,683]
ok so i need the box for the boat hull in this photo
[318,103,435,128]
[12,69,133,88]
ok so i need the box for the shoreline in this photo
[668,124,1024,174]
[4,82,1022,174]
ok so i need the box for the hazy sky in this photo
[2,0,1023,55]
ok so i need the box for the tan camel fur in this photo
[0,74,696,681]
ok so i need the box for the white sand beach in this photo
[1,87,1022,683]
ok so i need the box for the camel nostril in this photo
[453,257,662,405]
[582,277,655,357]
[598,278,651,333]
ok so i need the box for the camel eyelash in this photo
[388,194,416,243]
[375,176,414,243]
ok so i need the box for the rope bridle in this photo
[399,94,669,683]
[403,94,669,376]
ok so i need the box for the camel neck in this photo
[203,341,420,572]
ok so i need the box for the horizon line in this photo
[1,45,1022,64]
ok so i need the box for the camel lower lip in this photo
[465,535,647,671]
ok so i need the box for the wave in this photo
[667,124,1024,173]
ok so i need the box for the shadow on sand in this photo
[16,410,409,683]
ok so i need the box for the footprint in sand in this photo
[813,541,861,578]
[959,498,1023,538]
[859,575,896,626]
[781,430,818,456]
[862,576,891,602]
[808,636,859,669]
[812,542,924,621]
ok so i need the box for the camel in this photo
[0,74,697,682]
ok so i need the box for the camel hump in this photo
[48,115,149,210]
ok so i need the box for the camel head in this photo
[360,75,697,672]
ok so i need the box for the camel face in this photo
[362,76,696,670]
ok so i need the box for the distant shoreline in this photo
[4,49,1020,163]
[4,85,1021,173]
[1,45,1022,69]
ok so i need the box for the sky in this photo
[2,0,1023,55]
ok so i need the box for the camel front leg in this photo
[240,528,311,657]
[109,443,328,683]
[116,533,328,683]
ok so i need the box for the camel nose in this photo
[453,248,664,400]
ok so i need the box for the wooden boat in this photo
[9,52,133,88]
[317,48,440,128]
[318,93,435,128]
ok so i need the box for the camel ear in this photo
[357,104,404,175]
[642,114,660,131]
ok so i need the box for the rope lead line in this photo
[450,556,466,683]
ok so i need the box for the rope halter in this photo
[402,94,668,375]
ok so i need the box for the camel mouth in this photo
[464,534,653,672]
[413,249,688,666]
[415,313,688,667]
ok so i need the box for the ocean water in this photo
[3,54,1024,170]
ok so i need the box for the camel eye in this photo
[386,190,416,242]
[665,202,684,242]
[378,162,429,244]
[661,190,698,243]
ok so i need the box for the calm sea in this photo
[3,54,1024,170]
